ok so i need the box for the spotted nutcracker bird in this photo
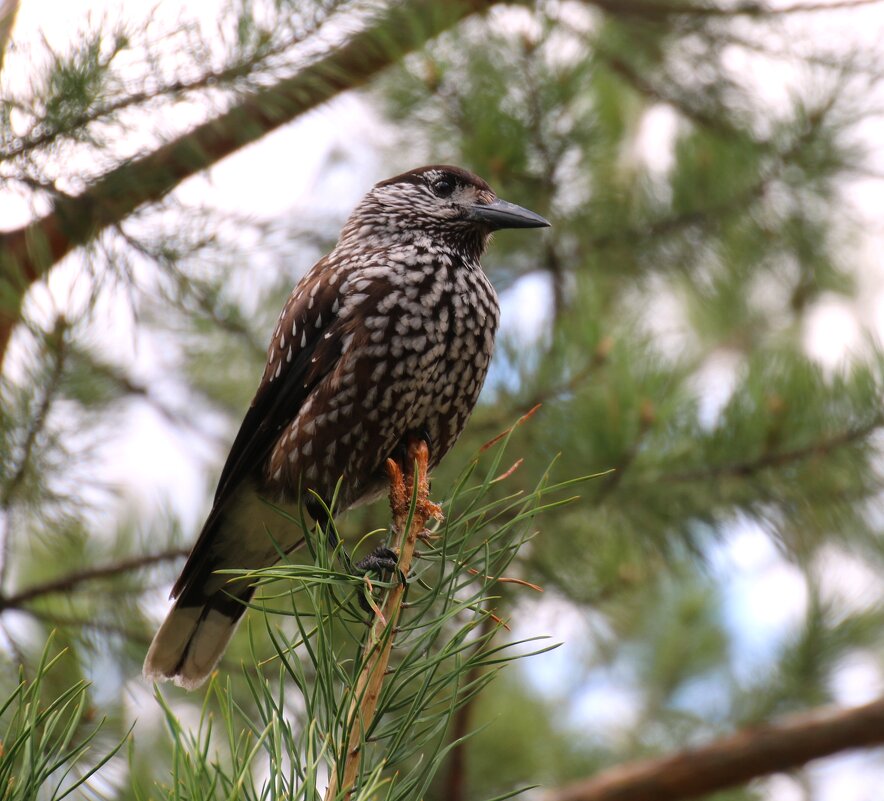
[143,165,549,689]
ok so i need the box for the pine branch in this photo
[584,0,884,19]
[594,47,744,139]
[324,438,442,801]
[0,317,68,589]
[541,696,884,801]
[663,414,883,483]
[0,0,506,368]
[82,351,229,446]
[0,547,188,611]
[0,17,334,165]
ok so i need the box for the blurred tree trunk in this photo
[543,696,884,801]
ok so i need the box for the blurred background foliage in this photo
[2,0,884,798]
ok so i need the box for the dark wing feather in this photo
[171,258,343,600]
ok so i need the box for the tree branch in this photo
[0,0,505,368]
[0,547,188,611]
[663,414,883,483]
[541,696,884,801]
[584,0,884,20]
[594,46,743,139]
[0,317,69,589]
[324,438,442,801]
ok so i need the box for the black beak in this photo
[468,198,550,231]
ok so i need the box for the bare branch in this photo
[0,547,188,610]
[664,414,883,483]
[541,696,884,801]
[0,0,505,368]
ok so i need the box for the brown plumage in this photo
[144,165,549,689]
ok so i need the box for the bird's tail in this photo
[143,589,252,691]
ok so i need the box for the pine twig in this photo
[0,547,189,611]
[324,438,442,801]
[541,695,884,801]
[663,414,883,483]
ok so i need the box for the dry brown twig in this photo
[324,438,442,801]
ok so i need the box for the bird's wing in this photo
[171,256,349,600]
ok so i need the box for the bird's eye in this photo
[431,177,455,198]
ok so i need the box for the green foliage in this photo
[0,427,581,798]
[0,638,128,801]
[2,0,884,799]
[458,670,601,798]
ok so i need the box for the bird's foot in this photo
[386,437,443,524]
[355,545,399,575]
[358,438,439,618]
[356,545,405,614]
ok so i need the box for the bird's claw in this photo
[356,545,399,575]
[356,545,405,614]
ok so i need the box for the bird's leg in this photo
[353,437,445,614]
[386,436,443,565]
[400,431,443,524]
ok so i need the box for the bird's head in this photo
[339,165,549,258]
